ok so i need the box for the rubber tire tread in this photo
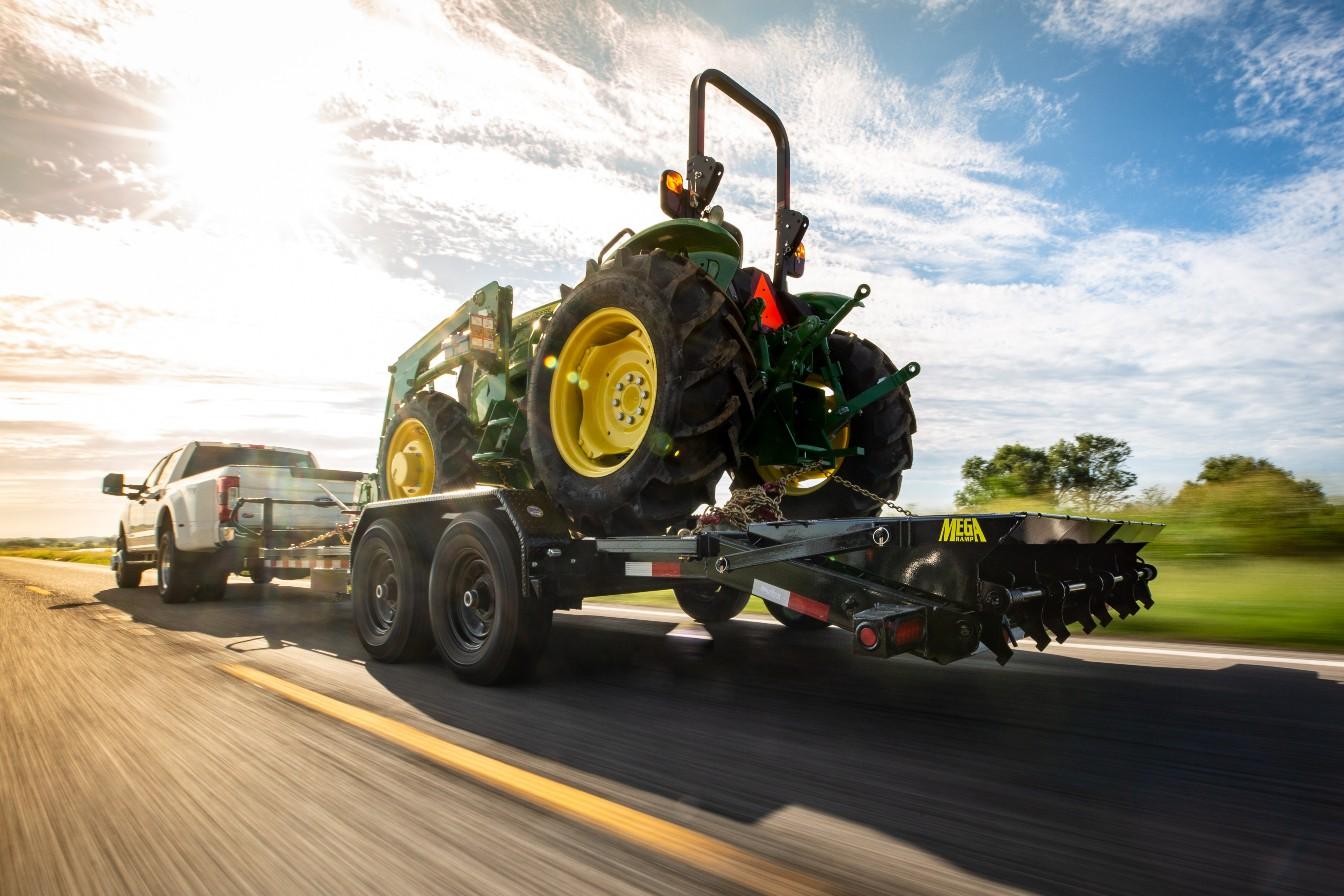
[114,531,143,589]
[156,526,196,604]
[741,331,915,519]
[673,584,751,624]
[352,518,435,663]
[378,391,479,499]
[528,250,754,535]
[428,511,551,685]
[763,600,831,630]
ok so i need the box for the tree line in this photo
[956,436,1340,558]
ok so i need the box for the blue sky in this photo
[1,0,1341,535]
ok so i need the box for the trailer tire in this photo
[352,519,435,662]
[738,331,915,519]
[528,250,753,536]
[379,391,479,501]
[250,565,273,586]
[763,600,831,630]
[428,511,551,685]
[156,527,196,604]
[113,531,143,589]
[673,584,751,623]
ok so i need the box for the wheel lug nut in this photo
[615,382,624,391]
[625,373,634,382]
[640,390,649,399]
[636,407,645,416]
[636,376,644,386]
[611,398,620,406]
[616,412,626,422]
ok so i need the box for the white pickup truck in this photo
[102,442,365,603]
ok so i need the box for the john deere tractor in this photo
[377,69,918,540]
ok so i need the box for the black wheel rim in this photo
[364,543,398,636]
[446,551,495,652]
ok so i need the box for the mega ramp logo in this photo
[938,517,986,543]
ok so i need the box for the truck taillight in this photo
[217,475,240,523]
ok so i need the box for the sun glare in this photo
[162,87,346,231]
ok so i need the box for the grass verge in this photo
[591,558,1344,653]
[0,548,113,566]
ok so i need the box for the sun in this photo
[162,85,347,232]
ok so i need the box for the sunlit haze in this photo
[2,0,1341,536]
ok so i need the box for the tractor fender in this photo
[621,219,742,292]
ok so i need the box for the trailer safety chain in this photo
[287,521,357,549]
[694,463,912,533]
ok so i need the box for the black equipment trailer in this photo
[255,487,1162,684]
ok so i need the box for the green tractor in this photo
[377,69,918,538]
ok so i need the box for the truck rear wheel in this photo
[428,511,551,685]
[740,332,915,519]
[378,392,479,501]
[673,584,750,623]
[157,528,196,604]
[352,519,435,662]
[113,531,143,589]
[527,250,753,536]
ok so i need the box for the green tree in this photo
[955,443,1053,508]
[1048,433,1138,512]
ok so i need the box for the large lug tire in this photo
[378,391,480,501]
[740,332,915,520]
[352,518,435,663]
[763,600,831,630]
[156,527,196,604]
[113,532,143,589]
[427,511,551,685]
[673,584,751,623]
[528,250,754,535]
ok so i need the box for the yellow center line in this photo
[25,585,53,596]
[220,663,832,896]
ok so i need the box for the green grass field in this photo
[595,558,1344,653]
[0,548,113,565]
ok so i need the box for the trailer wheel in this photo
[738,332,915,519]
[673,584,750,623]
[250,565,273,586]
[352,519,435,662]
[156,527,196,604]
[113,531,143,589]
[763,600,831,630]
[428,511,551,685]
[378,391,479,501]
[528,250,753,536]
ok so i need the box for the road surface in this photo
[2,556,1341,895]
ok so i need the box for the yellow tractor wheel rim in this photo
[549,307,657,478]
[754,377,851,496]
[385,418,436,498]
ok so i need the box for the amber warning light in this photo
[660,169,687,218]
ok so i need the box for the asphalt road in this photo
[2,556,1341,896]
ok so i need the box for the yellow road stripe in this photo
[25,585,52,596]
[220,663,831,896]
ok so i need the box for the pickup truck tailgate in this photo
[231,468,363,534]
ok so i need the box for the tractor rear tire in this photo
[528,250,754,535]
[378,392,479,501]
[763,600,830,630]
[740,332,915,520]
[673,584,751,624]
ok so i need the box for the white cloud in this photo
[1040,0,1230,56]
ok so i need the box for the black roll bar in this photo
[688,69,802,286]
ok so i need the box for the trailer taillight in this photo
[892,615,925,650]
[217,475,240,523]
[856,623,881,651]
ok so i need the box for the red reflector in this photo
[892,616,925,649]
[752,273,784,330]
[857,624,880,650]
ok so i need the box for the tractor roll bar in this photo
[689,69,802,287]
[688,69,790,211]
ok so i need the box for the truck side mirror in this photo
[102,473,125,496]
